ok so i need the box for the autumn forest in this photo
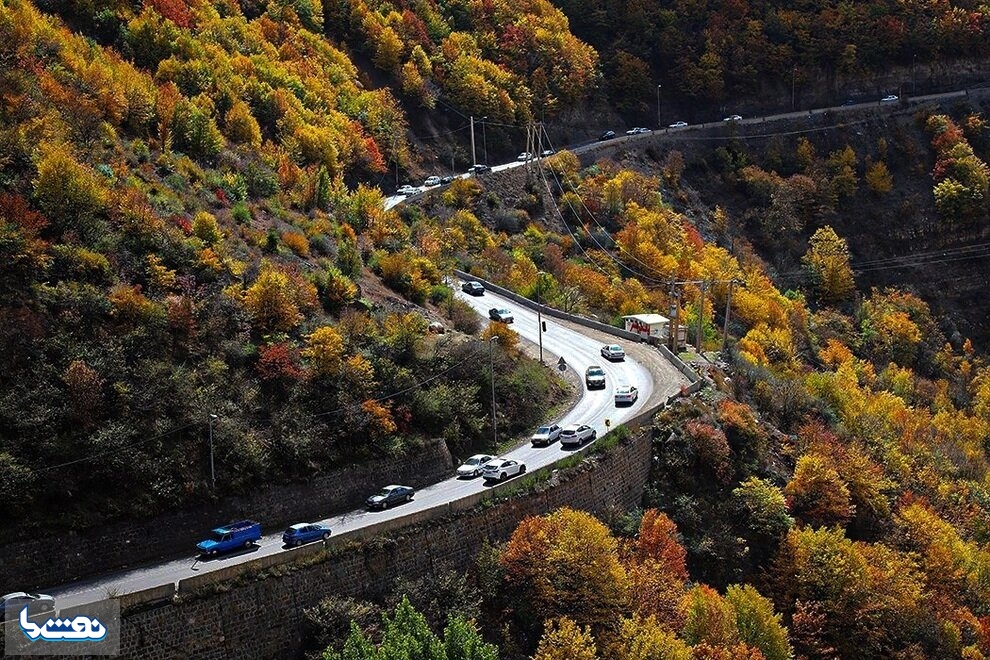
[3,0,990,658]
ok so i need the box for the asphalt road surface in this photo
[45,286,689,610]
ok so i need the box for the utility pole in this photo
[489,336,499,447]
[208,413,218,490]
[669,285,680,353]
[470,115,477,168]
[657,84,662,128]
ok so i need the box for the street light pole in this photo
[489,336,499,447]
[536,271,545,364]
[911,53,918,96]
[481,116,488,165]
[791,66,797,110]
[208,413,218,490]
[656,84,662,128]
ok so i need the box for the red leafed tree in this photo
[636,509,688,581]
[256,343,304,383]
[147,0,193,28]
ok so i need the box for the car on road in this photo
[462,281,485,296]
[560,423,596,448]
[598,130,616,141]
[668,121,689,129]
[457,454,495,478]
[842,99,857,106]
[614,385,639,406]
[517,152,533,161]
[282,523,331,546]
[366,484,414,510]
[585,365,606,389]
[467,164,491,174]
[489,307,514,323]
[196,520,262,556]
[723,114,743,122]
[881,94,899,103]
[482,457,526,482]
[625,127,650,135]
[440,175,455,184]
[0,592,56,619]
[424,176,441,186]
[531,424,563,447]
[396,184,419,195]
[540,149,556,157]
[601,344,625,361]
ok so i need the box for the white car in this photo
[424,176,441,186]
[482,457,526,482]
[396,184,419,195]
[601,344,625,361]
[668,121,688,128]
[531,424,563,447]
[457,454,495,478]
[540,149,556,157]
[560,424,596,448]
[626,127,650,135]
[614,385,639,406]
[723,114,742,122]
[880,94,899,103]
[517,152,533,161]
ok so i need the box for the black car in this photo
[462,281,485,296]
[468,164,491,174]
[598,130,616,141]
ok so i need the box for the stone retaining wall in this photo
[1,440,453,592]
[117,427,655,659]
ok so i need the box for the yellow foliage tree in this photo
[616,615,691,660]
[533,617,597,660]
[303,326,345,377]
[501,508,628,645]
[802,225,855,306]
[224,100,262,147]
[243,264,317,333]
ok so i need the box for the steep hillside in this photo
[0,0,590,532]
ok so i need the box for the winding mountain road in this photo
[44,286,689,610]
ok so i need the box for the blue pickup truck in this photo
[196,520,261,556]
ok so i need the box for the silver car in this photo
[531,424,562,447]
[601,344,625,361]
[457,454,495,478]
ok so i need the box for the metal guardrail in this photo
[454,270,702,386]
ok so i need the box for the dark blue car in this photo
[282,523,332,546]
